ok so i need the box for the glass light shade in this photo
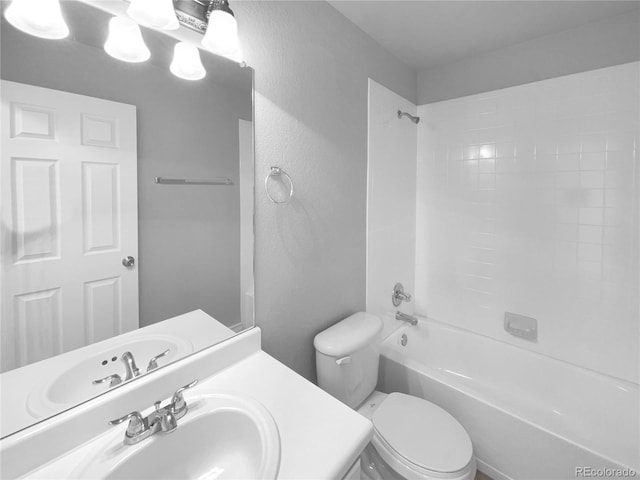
[104,17,151,63]
[4,0,69,39]
[170,43,206,81]
[201,10,243,63]
[127,0,179,31]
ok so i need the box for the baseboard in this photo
[477,459,512,480]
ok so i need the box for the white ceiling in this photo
[328,1,640,72]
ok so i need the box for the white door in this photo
[0,80,138,372]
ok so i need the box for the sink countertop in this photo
[23,350,373,480]
[196,351,374,479]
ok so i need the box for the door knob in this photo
[122,256,135,268]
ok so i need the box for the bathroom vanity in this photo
[0,327,372,479]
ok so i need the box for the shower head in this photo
[398,110,420,124]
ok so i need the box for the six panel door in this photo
[0,80,138,372]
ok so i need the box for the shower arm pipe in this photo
[397,110,420,124]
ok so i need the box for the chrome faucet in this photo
[91,349,171,390]
[92,373,122,388]
[396,311,418,326]
[149,401,177,433]
[121,351,140,381]
[109,380,198,445]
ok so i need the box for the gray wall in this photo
[417,12,640,104]
[233,1,416,381]
[1,17,251,329]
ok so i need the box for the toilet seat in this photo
[371,393,474,478]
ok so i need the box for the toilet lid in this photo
[372,392,473,474]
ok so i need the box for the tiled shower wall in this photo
[416,62,639,383]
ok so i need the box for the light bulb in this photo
[127,0,179,31]
[170,42,206,81]
[104,17,151,63]
[4,0,69,39]
[201,9,243,63]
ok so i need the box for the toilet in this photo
[314,312,476,480]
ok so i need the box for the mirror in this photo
[0,0,254,437]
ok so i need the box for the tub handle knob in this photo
[335,356,351,366]
[392,283,412,307]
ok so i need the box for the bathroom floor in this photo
[476,471,493,480]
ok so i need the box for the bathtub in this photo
[377,316,640,480]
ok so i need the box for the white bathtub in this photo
[378,317,640,480]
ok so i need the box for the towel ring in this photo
[265,166,294,204]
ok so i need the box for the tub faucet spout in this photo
[396,311,418,326]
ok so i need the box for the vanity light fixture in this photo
[170,42,206,81]
[4,0,69,39]
[127,0,179,31]
[201,0,243,63]
[104,16,151,63]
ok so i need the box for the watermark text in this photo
[576,467,637,478]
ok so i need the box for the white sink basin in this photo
[74,393,280,480]
[27,335,193,418]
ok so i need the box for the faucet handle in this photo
[392,283,412,307]
[170,379,198,414]
[92,373,122,388]
[109,411,147,437]
[146,349,170,372]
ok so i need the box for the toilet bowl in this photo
[359,391,475,480]
[314,313,476,480]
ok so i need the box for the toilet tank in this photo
[314,312,383,409]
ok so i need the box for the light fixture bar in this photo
[172,0,209,33]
